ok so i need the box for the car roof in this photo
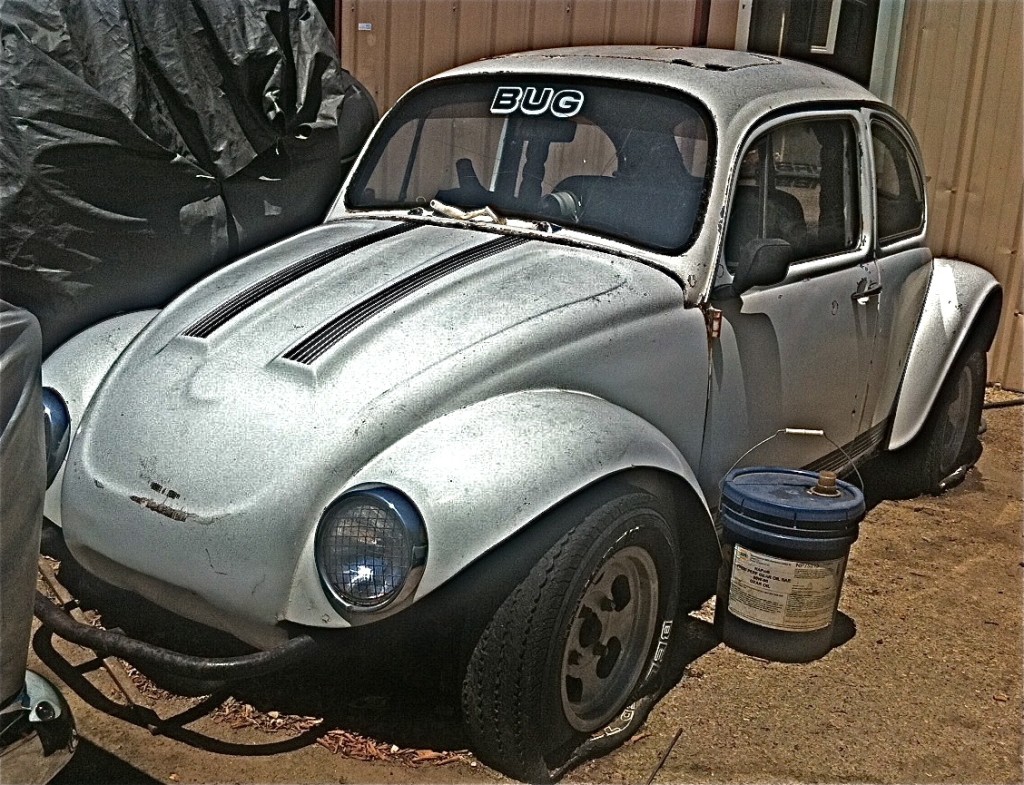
[434,46,880,126]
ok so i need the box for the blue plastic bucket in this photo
[714,467,864,662]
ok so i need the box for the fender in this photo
[284,389,720,626]
[888,258,1002,450]
[42,310,158,525]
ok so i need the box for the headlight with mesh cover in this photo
[315,485,426,615]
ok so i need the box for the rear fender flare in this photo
[41,310,158,525]
[888,259,1002,450]
[284,389,720,626]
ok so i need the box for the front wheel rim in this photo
[560,544,659,732]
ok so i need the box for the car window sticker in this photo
[490,86,584,118]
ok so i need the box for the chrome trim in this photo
[805,420,888,475]
[314,485,428,618]
[41,388,70,488]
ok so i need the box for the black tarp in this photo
[0,0,377,355]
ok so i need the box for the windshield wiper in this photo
[427,199,507,225]
[418,198,565,235]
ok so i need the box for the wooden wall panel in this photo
[649,0,697,45]
[492,0,533,54]
[339,1,388,108]
[421,2,459,78]
[894,0,1023,389]
[531,0,573,49]
[607,0,655,41]
[455,0,495,64]
[385,1,425,108]
[342,0,698,111]
[570,0,615,45]
[706,0,739,49]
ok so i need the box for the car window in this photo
[871,120,924,243]
[725,118,861,272]
[362,106,506,208]
[346,77,713,254]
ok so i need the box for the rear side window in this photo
[871,121,924,243]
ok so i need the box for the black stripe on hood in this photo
[283,234,528,365]
[182,222,417,339]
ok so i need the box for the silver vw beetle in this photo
[39,47,1001,780]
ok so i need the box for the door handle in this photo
[851,283,883,302]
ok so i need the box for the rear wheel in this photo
[895,342,986,494]
[461,487,681,782]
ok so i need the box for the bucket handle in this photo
[719,428,865,496]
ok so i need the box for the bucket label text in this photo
[728,545,845,632]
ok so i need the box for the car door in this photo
[860,110,931,430]
[698,110,880,494]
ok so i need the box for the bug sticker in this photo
[490,86,584,118]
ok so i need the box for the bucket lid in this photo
[722,467,865,525]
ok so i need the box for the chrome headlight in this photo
[42,388,71,488]
[315,486,427,614]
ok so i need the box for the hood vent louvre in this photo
[284,234,528,365]
[181,222,417,339]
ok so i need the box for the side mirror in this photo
[731,238,793,295]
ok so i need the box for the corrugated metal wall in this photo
[893,0,1023,389]
[338,0,701,110]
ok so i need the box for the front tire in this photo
[461,487,681,782]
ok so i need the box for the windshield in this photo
[345,77,712,254]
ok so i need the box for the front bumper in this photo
[34,593,317,688]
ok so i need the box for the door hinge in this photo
[704,306,722,340]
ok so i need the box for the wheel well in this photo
[973,287,1004,353]
[612,467,721,611]
[354,468,722,667]
[888,282,1004,452]
[873,286,1002,497]
[509,468,720,614]
[933,285,1002,401]
[457,467,721,615]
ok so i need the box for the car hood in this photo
[61,218,685,637]
[71,218,684,496]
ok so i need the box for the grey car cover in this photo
[0,302,45,712]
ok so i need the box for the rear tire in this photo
[461,487,681,782]
[893,342,986,494]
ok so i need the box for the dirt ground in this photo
[29,393,1022,785]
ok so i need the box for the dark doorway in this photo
[747,0,880,87]
[312,0,334,34]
